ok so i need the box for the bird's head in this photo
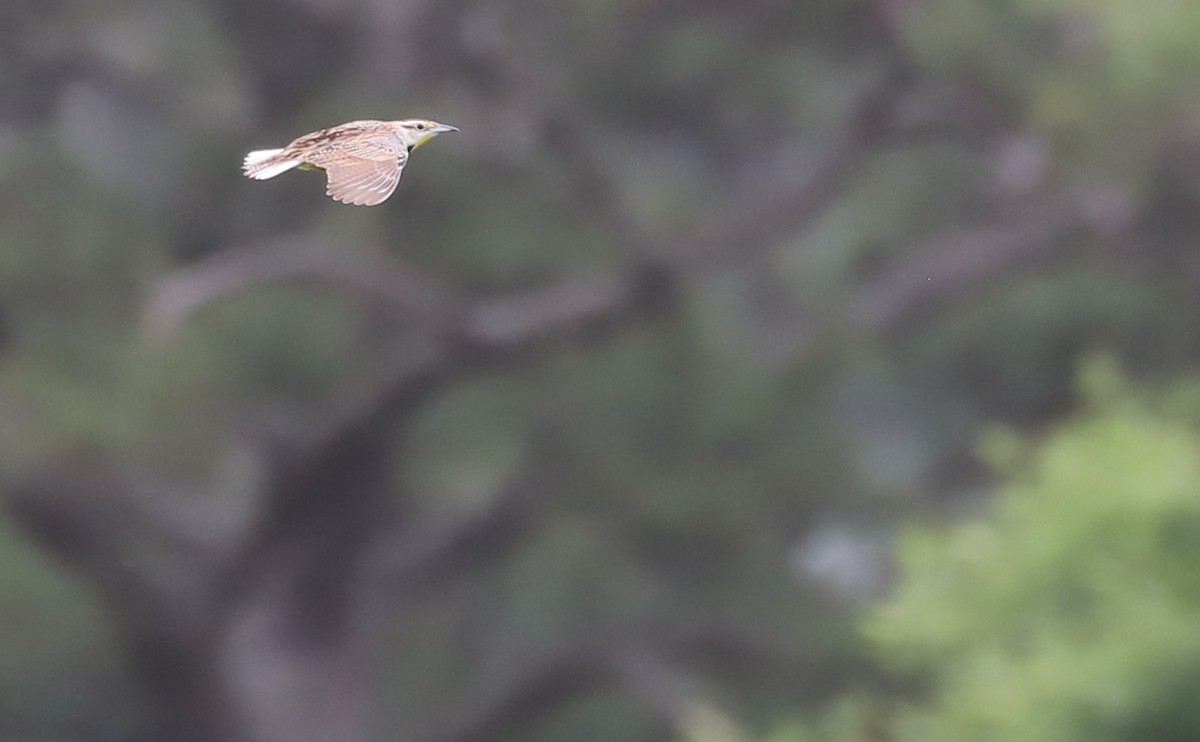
[395,119,459,149]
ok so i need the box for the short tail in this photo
[242,148,303,180]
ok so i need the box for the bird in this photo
[242,119,458,206]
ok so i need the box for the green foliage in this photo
[0,515,132,738]
[908,0,1200,183]
[870,359,1200,741]
[764,696,884,742]
[1017,0,1200,93]
[403,370,532,508]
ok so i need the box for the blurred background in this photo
[4,0,1200,740]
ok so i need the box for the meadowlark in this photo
[242,119,458,206]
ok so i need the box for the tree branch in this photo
[377,471,546,598]
[851,201,1076,333]
[427,648,614,742]
[674,77,900,268]
[141,237,461,340]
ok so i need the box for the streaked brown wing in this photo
[338,132,409,161]
[283,121,405,160]
[324,157,404,206]
[304,131,408,168]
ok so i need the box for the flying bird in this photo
[242,119,458,206]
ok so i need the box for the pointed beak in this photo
[430,123,459,134]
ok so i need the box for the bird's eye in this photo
[415,122,427,130]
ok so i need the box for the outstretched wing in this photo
[280,123,410,205]
[324,156,405,206]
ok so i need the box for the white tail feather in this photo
[244,148,284,165]
[242,148,302,180]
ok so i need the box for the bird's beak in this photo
[430,123,459,134]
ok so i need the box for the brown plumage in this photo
[242,119,458,206]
